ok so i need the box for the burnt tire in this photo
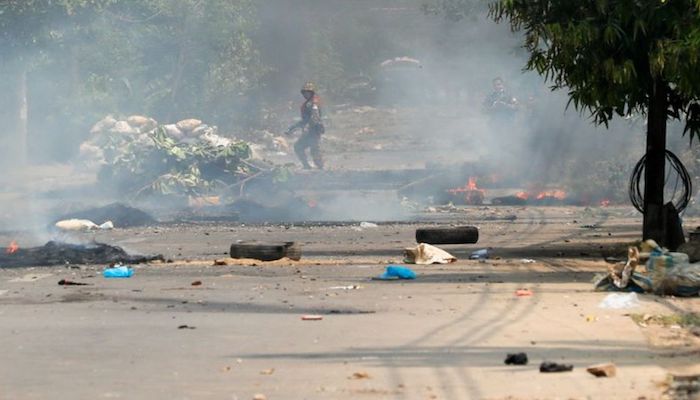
[229,242,301,261]
[415,226,479,245]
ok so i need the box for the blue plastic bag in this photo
[377,265,416,280]
[103,265,134,278]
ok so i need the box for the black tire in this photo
[229,242,302,261]
[415,226,479,245]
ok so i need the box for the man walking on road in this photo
[286,82,325,170]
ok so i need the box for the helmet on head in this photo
[301,82,316,93]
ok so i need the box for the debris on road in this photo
[177,325,196,330]
[520,258,536,263]
[0,241,163,268]
[328,285,361,290]
[230,241,301,261]
[598,292,640,309]
[504,352,528,365]
[191,280,202,286]
[359,222,378,228]
[349,371,371,379]
[55,219,114,231]
[58,279,89,286]
[404,243,456,265]
[586,362,617,377]
[375,265,417,280]
[252,394,267,400]
[103,265,134,278]
[301,315,323,321]
[515,288,533,297]
[469,248,489,260]
[259,368,275,375]
[594,239,700,296]
[53,203,156,228]
[415,226,479,245]
[539,361,574,373]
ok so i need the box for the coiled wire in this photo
[629,150,692,213]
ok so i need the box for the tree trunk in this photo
[643,79,667,243]
[17,64,28,166]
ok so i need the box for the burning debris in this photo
[6,240,19,255]
[0,241,163,268]
[447,177,485,205]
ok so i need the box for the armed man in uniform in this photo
[286,82,325,169]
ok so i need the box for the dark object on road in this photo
[53,203,156,228]
[492,195,527,206]
[540,361,573,373]
[415,226,478,245]
[178,325,196,329]
[504,352,528,365]
[586,362,616,377]
[0,241,163,268]
[230,242,301,261]
[58,279,89,286]
[191,280,202,286]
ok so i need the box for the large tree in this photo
[488,1,700,245]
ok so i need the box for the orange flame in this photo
[6,240,18,254]
[447,177,485,205]
[600,199,610,207]
[515,191,529,200]
[535,190,566,200]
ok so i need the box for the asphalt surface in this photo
[1,206,699,399]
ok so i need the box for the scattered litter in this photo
[177,325,196,329]
[598,292,640,309]
[349,371,371,379]
[191,280,202,286]
[504,353,528,365]
[375,265,417,280]
[515,288,533,297]
[586,362,616,377]
[259,368,275,375]
[328,285,362,290]
[469,249,489,260]
[539,361,573,373]
[301,315,323,321]
[9,273,53,283]
[594,239,700,296]
[586,315,598,322]
[253,394,267,400]
[58,279,89,286]
[359,222,378,228]
[103,265,134,278]
[55,219,114,231]
[520,258,536,264]
[404,243,456,265]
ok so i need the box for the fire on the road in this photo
[6,240,19,254]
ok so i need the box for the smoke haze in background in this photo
[0,0,695,229]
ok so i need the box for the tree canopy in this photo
[490,0,700,139]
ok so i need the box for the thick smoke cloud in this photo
[0,0,694,230]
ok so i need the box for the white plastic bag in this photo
[598,292,640,309]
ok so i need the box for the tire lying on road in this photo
[415,226,479,245]
[229,242,302,261]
